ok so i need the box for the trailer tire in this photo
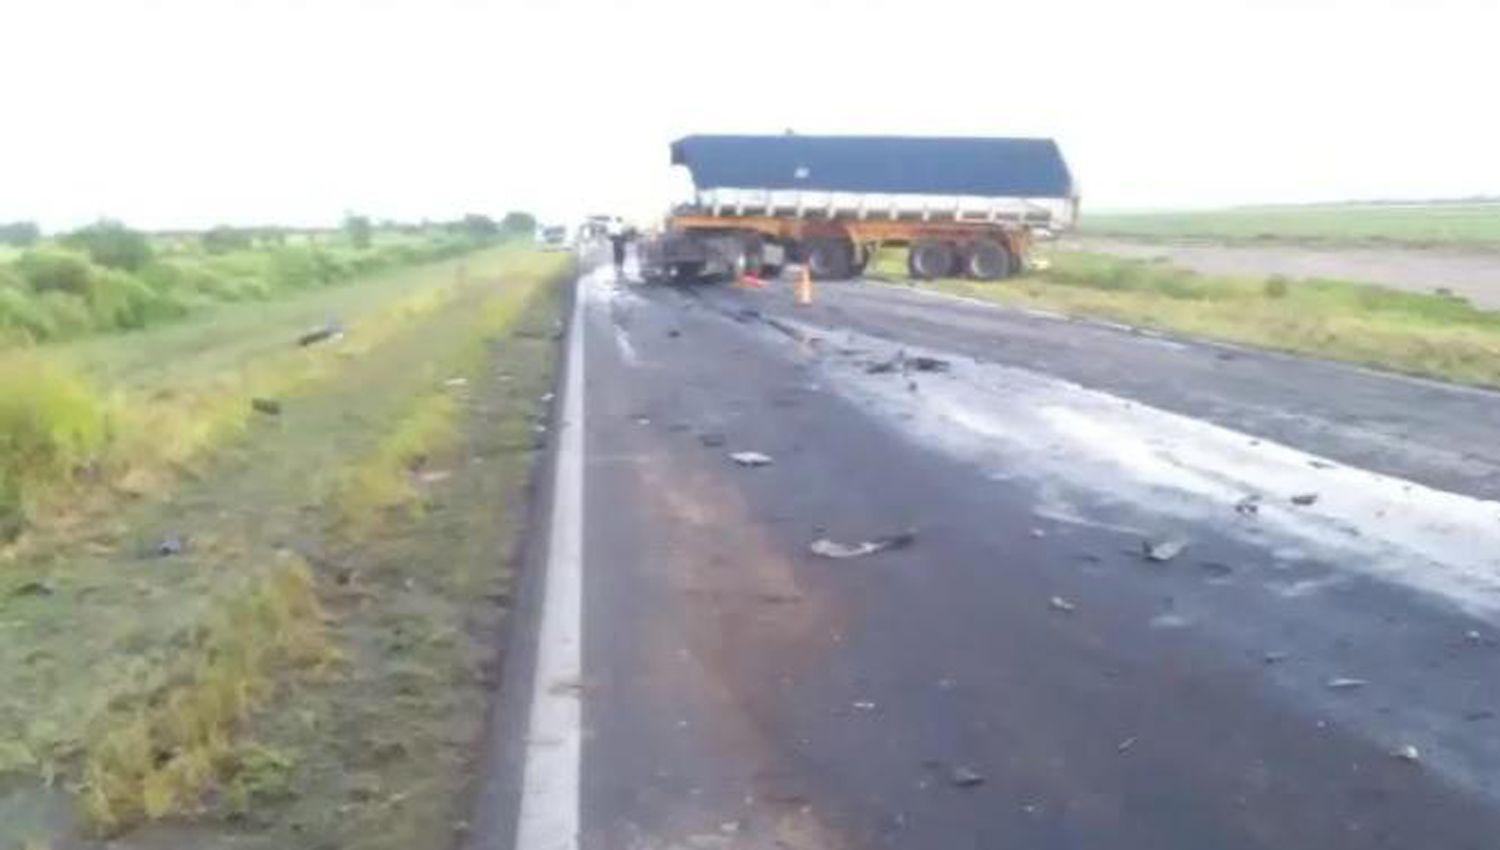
[909,239,957,280]
[805,238,855,280]
[964,239,1014,281]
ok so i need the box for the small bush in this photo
[16,247,94,295]
[64,221,153,271]
[0,357,110,537]
[1264,275,1290,298]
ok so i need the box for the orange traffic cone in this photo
[794,265,813,306]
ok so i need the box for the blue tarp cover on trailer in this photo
[671,134,1074,199]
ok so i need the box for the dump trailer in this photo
[638,134,1077,283]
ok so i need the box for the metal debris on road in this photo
[950,766,986,787]
[1263,651,1289,664]
[852,700,876,711]
[808,530,916,559]
[156,535,186,557]
[1142,537,1188,562]
[1117,736,1137,753]
[250,397,282,415]
[1049,596,1076,613]
[1326,677,1368,690]
[1290,493,1320,506]
[730,451,774,467]
[1392,744,1421,763]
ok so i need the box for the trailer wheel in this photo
[909,239,957,280]
[964,239,1014,281]
[805,238,854,280]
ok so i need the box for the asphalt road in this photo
[480,257,1500,850]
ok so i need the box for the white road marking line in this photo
[513,272,587,850]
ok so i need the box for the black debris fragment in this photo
[297,320,344,347]
[11,579,55,597]
[1290,493,1320,506]
[1234,495,1261,516]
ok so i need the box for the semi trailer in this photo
[638,134,1077,284]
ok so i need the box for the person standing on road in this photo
[608,226,635,280]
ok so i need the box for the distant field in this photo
[1080,204,1500,247]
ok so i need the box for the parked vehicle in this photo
[638,134,1078,283]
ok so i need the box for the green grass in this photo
[1080,203,1500,247]
[0,248,570,846]
[878,248,1500,387]
[0,231,494,346]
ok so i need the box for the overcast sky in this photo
[3,0,1497,231]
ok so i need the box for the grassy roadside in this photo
[876,249,1500,388]
[1080,204,1500,248]
[0,252,492,552]
[0,249,569,848]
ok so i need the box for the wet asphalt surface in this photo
[499,261,1500,850]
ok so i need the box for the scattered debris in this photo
[297,320,344,347]
[667,328,683,338]
[1142,537,1188,562]
[698,433,727,448]
[949,766,986,787]
[808,530,916,560]
[10,579,55,597]
[1117,737,1137,753]
[1326,677,1368,690]
[755,591,803,604]
[156,535,186,557]
[1290,493,1320,506]
[730,451,773,467]
[1263,651,1289,664]
[1463,709,1495,722]
[908,356,950,373]
[251,397,282,415]
[1234,495,1261,516]
[1048,596,1076,613]
[1392,744,1421,763]
[852,701,876,711]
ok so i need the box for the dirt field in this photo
[1069,236,1500,310]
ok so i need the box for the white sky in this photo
[3,0,1498,231]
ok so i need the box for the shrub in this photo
[64,220,153,271]
[17,247,94,295]
[1264,275,1290,299]
[0,356,110,537]
[201,226,253,255]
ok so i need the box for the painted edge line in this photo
[513,271,586,850]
